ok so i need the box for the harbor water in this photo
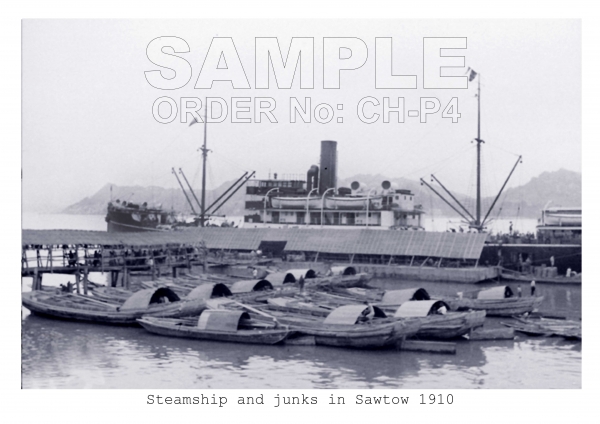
[21,213,581,389]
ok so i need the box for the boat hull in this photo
[500,271,581,285]
[416,310,487,339]
[446,296,544,317]
[283,319,421,349]
[22,292,138,325]
[107,220,164,233]
[22,292,207,325]
[542,213,581,227]
[138,317,289,345]
[325,196,380,210]
[271,197,321,209]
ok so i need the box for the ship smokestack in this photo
[319,140,337,194]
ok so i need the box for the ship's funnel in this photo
[319,140,337,194]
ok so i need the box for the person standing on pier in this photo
[524,256,533,274]
[298,275,305,293]
[517,285,522,298]
[518,254,523,273]
[531,280,536,296]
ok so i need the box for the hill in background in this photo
[60,168,581,219]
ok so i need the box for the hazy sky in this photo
[22,19,581,211]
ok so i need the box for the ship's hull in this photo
[107,220,163,233]
[106,204,175,233]
[481,243,581,274]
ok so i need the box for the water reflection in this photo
[22,311,580,389]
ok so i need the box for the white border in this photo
[4,1,598,423]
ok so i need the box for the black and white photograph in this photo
[7,3,596,420]
[18,17,583,393]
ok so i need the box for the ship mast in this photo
[476,74,482,228]
[200,99,208,227]
[420,70,522,232]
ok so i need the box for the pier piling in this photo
[75,269,81,294]
[83,266,89,295]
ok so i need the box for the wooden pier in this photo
[22,230,213,294]
[22,227,492,287]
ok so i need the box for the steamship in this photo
[242,140,425,230]
[105,200,179,232]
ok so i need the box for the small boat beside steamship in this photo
[106,200,179,232]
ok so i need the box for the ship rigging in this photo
[182,100,255,226]
[420,70,522,232]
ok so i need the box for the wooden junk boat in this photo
[390,299,486,339]
[269,304,421,349]
[93,277,277,306]
[22,287,207,325]
[445,286,544,317]
[277,287,487,340]
[92,281,234,304]
[138,310,290,345]
[500,269,581,285]
[267,267,371,289]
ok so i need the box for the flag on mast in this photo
[465,67,478,82]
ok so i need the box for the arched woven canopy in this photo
[230,279,273,294]
[286,269,317,280]
[121,287,180,311]
[266,272,297,286]
[330,266,357,276]
[393,300,450,317]
[477,286,513,300]
[323,304,387,325]
[381,288,431,305]
[186,283,232,300]
[197,310,251,332]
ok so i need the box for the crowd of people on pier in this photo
[23,244,210,269]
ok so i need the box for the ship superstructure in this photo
[243,140,424,230]
[536,207,582,245]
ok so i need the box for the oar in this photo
[66,293,120,308]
